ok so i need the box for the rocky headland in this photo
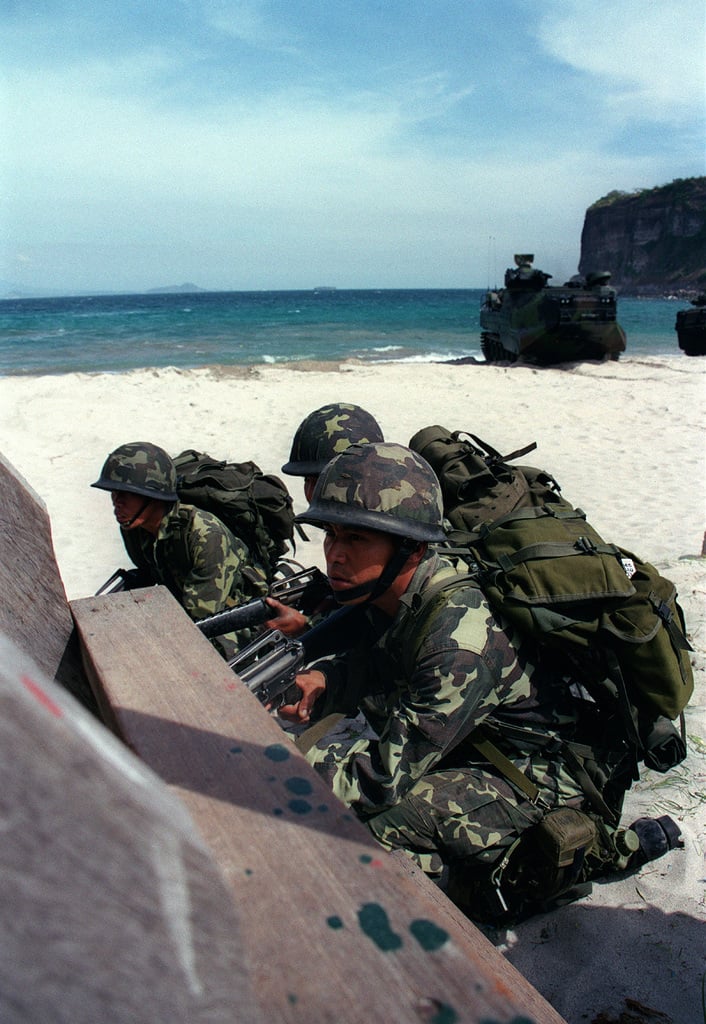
[579,176,706,296]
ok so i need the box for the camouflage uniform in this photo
[120,501,267,632]
[304,551,584,881]
[296,441,681,920]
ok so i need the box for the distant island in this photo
[146,283,208,294]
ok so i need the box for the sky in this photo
[1,0,704,295]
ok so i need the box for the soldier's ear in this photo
[409,542,427,565]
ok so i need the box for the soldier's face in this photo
[323,524,396,604]
[111,490,147,529]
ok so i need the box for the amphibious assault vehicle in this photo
[675,294,706,356]
[480,255,627,365]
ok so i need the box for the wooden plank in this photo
[0,452,96,712]
[71,585,567,1024]
[0,631,263,1023]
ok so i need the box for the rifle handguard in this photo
[197,599,270,638]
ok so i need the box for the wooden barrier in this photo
[0,452,97,713]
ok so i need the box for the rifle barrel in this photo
[197,598,270,638]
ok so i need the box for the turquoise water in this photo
[0,289,687,376]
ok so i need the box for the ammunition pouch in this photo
[498,807,597,913]
[447,807,599,924]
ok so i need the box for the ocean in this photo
[0,288,688,376]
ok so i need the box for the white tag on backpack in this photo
[621,557,637,579]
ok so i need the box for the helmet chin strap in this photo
[332,537,418,606]
[124,498,151,528]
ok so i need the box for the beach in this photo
[1,354,705,1023]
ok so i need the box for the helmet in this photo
[282,403,384,476]
[296,442,446,543]
[91,442,179,502]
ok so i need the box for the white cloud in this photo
[538,0,705,120]
[201,0,301,52]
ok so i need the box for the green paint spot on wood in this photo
[357,903,402,951]
[288,799,313,815]
[409,919,449,951]
[264,743,290,762]
[285,776,313,795]
[327,915,344,930]
[479,1018,536,1024]
[359,854,373,864]
[429,1004,459,1024]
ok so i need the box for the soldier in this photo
[281,442,672,923]
[92,441,268,656]
[281,402,384,501]
[267,402,386,635]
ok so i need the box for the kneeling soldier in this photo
[92,441,268,656]
[281,442,680,922]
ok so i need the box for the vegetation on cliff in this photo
[589,177,704,210]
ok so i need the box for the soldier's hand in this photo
[264,597,309,637]
[277,669,326,723]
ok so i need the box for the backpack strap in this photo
[461,432,538,466]
[146,503,197,602]
[470,728,547,808]
[475,505,625,573]
[478,719,620,825]
[479,504,587,534]
[493,538,624,574]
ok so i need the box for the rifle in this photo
[227,605,361,709]
[94,567,152,595]
[196,565,330,639]
[95,563,329,627]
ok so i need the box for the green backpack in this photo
[409,426,694,773]
[173,450,297,579]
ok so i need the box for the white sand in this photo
[1,355,705,1023]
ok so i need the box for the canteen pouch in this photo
[486,808,598,921]
[531,807,598,870]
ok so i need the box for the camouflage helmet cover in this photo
[296,441,447,542]
[91,442,179,502]
[282,403,384,476]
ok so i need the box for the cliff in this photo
[579,177,706,295]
